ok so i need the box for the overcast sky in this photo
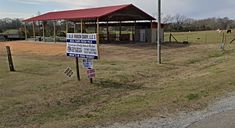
[0,0,235,19]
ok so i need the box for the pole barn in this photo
[24,4,164,43]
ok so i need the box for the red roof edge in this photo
[23,4,156,22]
[23,12,49,22]
[23,4,131,22]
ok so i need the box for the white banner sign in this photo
[66,33,98,59]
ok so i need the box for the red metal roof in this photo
[24,4,155,22]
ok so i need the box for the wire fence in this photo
[164,30,235,44]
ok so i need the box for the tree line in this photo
[1,15,235,34]
[0,18,23,33]
[0,18,68,37]
[163,14,235,32]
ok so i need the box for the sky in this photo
[1,0,235,20]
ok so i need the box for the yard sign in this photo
[66,33,98,83]
[66,33,99,59]
[83,58,93,69]
[87,69,96,78]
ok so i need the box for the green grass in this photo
[164,30,235,44]
[1,36,235,127]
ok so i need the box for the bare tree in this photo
[162,14,174,24]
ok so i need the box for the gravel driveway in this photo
[95,92,235,128]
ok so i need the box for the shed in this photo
[24,4,164,43]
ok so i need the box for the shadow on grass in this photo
[94,79,142,90]
[162,41,190,49]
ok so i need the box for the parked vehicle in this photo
[0,29,25,41]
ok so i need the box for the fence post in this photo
[169,33,172,43]
[6,46,15,71]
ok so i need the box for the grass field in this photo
[1,33,235,127]
[164,30,235,44]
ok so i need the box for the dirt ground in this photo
[0,41,66,56]
[0,40,190,59]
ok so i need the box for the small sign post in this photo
[82,58,94,83]
[82,58,93,69]
[75,57,80,80]
[87,68,95,83]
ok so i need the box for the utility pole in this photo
[157,0,162,64]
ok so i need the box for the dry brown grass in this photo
[1,40,235,127]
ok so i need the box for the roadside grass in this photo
[0,39,235,127]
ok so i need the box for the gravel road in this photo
[95,91,235,128]
[188,109,235,128]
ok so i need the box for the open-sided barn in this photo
[24,4,164,43]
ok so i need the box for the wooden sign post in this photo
[75,57,80,80]
[6,46,15,71]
